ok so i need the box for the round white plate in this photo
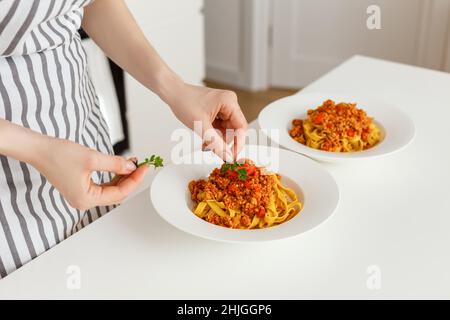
[150,145,339,242]
[258,92,415,162]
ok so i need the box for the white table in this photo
[1,56,449,299]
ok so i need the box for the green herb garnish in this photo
[220,162,239,174]
[221,161,250,181]
[220,163,231,174]
[137,155,164,168]
[237,168,248,181]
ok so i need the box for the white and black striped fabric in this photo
[0,0,114,278]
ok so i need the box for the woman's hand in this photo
[164,82,248,162]
[30,136,148,211]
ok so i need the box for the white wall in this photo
[205,0,241,75]
[204,0,242,86]
[204,0,269,90]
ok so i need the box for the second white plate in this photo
[258,92,415,162]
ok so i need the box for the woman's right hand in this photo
[31,136,149,211]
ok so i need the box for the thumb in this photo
[89,152,137,175]
[202,122,233,162]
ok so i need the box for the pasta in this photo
[188,160,302,229]
[289,99,381,152]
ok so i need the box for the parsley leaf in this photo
[237,168,248,180]
[221,161,251,181]
[138,155,164,168]
[221,163,231,174]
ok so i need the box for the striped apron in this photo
[0,0,114,278]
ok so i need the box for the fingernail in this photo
[126,161,137,171]
[129,157,138,167]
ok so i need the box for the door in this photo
[270,0,446,88]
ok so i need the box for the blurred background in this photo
[82,0,450,159]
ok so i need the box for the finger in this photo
[129,156,138,167]
[217,93,248,128]
[88,165,149,206]
[221,126,247,156]
[221,107,248,131]
[90,152,137,175]
[212,119,247,157]
[234,126,247,155]
[108,157,138,185]
[202,121,233,162]
[233,136,237,161]
[114,165,148,195]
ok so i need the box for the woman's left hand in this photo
[164,82,248,162]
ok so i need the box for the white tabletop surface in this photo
[1,56,449,299]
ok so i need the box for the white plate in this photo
[150,145,339,242]
[258,92,415,162]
